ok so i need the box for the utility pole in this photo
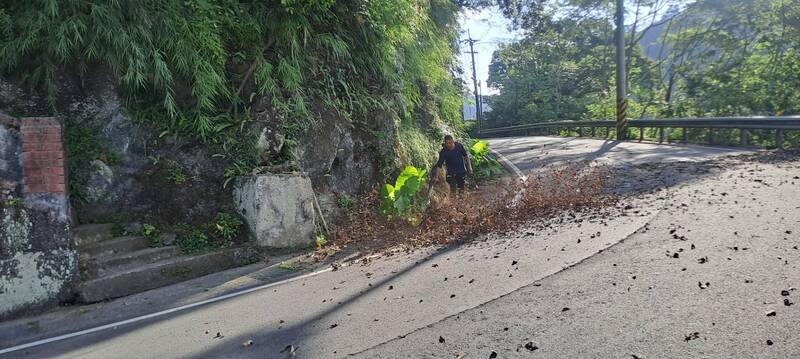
[615,0,628,140]
[477,80,483,122]
[463,33,481,133]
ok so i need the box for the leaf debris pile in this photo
[328,163,616,256]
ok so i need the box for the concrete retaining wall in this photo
[0,116,77,320]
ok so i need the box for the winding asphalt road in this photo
[487,136,753,170]
[2,136,797,358]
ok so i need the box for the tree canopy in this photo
[485,0,800,127]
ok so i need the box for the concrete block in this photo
[233,173,316,248]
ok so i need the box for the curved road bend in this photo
[4,137,797,358]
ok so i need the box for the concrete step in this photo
[80,236,150,258]
[82,246,183,279]
[73,224,115,247]
[77,246,259,303]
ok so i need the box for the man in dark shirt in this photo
[432,134,472,192]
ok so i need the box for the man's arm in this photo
[460,143,472,176]
[433,150,445,169]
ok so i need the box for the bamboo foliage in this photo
[0,0,464,145]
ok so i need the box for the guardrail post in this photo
[740,129,748,146]
[682,128,688,142]
[638,128,644,142]
[605,127,610,139]
[708,129,714,145]
[658,128,665,143]
[776,130,784,149]
[591,127,596,138]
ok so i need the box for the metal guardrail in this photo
[479,116,800,147]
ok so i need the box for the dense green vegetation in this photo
[380,165,428,219]
[485,0,800,131]
[466,140,503,181]
[0,0,466,175]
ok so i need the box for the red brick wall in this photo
[20,118,66,194]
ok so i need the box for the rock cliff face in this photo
[0,73,383,227]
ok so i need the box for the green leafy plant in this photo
[315,234,328,249]
[165,163,188,185]
[468,140,503,181]
[380,166,427,218]
[214,212,243,242]
[141,223,161,247]
[178,229,210,254]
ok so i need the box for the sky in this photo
[457,6,522,96]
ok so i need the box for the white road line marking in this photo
[489,148,527,182]
[0,266,337,355]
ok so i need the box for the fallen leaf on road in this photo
[698,282,709,289]
[766,310,776,317]
[214,332,223,339]
[242,339,253,347]
[781,290,790,296]
[489,351,498,358]
[329,323,339,329]
[439,336,446,343]
[784,299,793,306]
[684,332,700,342]
[524,342,538,351]
[767,340,774,346]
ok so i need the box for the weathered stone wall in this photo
[1,73,383,229]
[0,116,76,320]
